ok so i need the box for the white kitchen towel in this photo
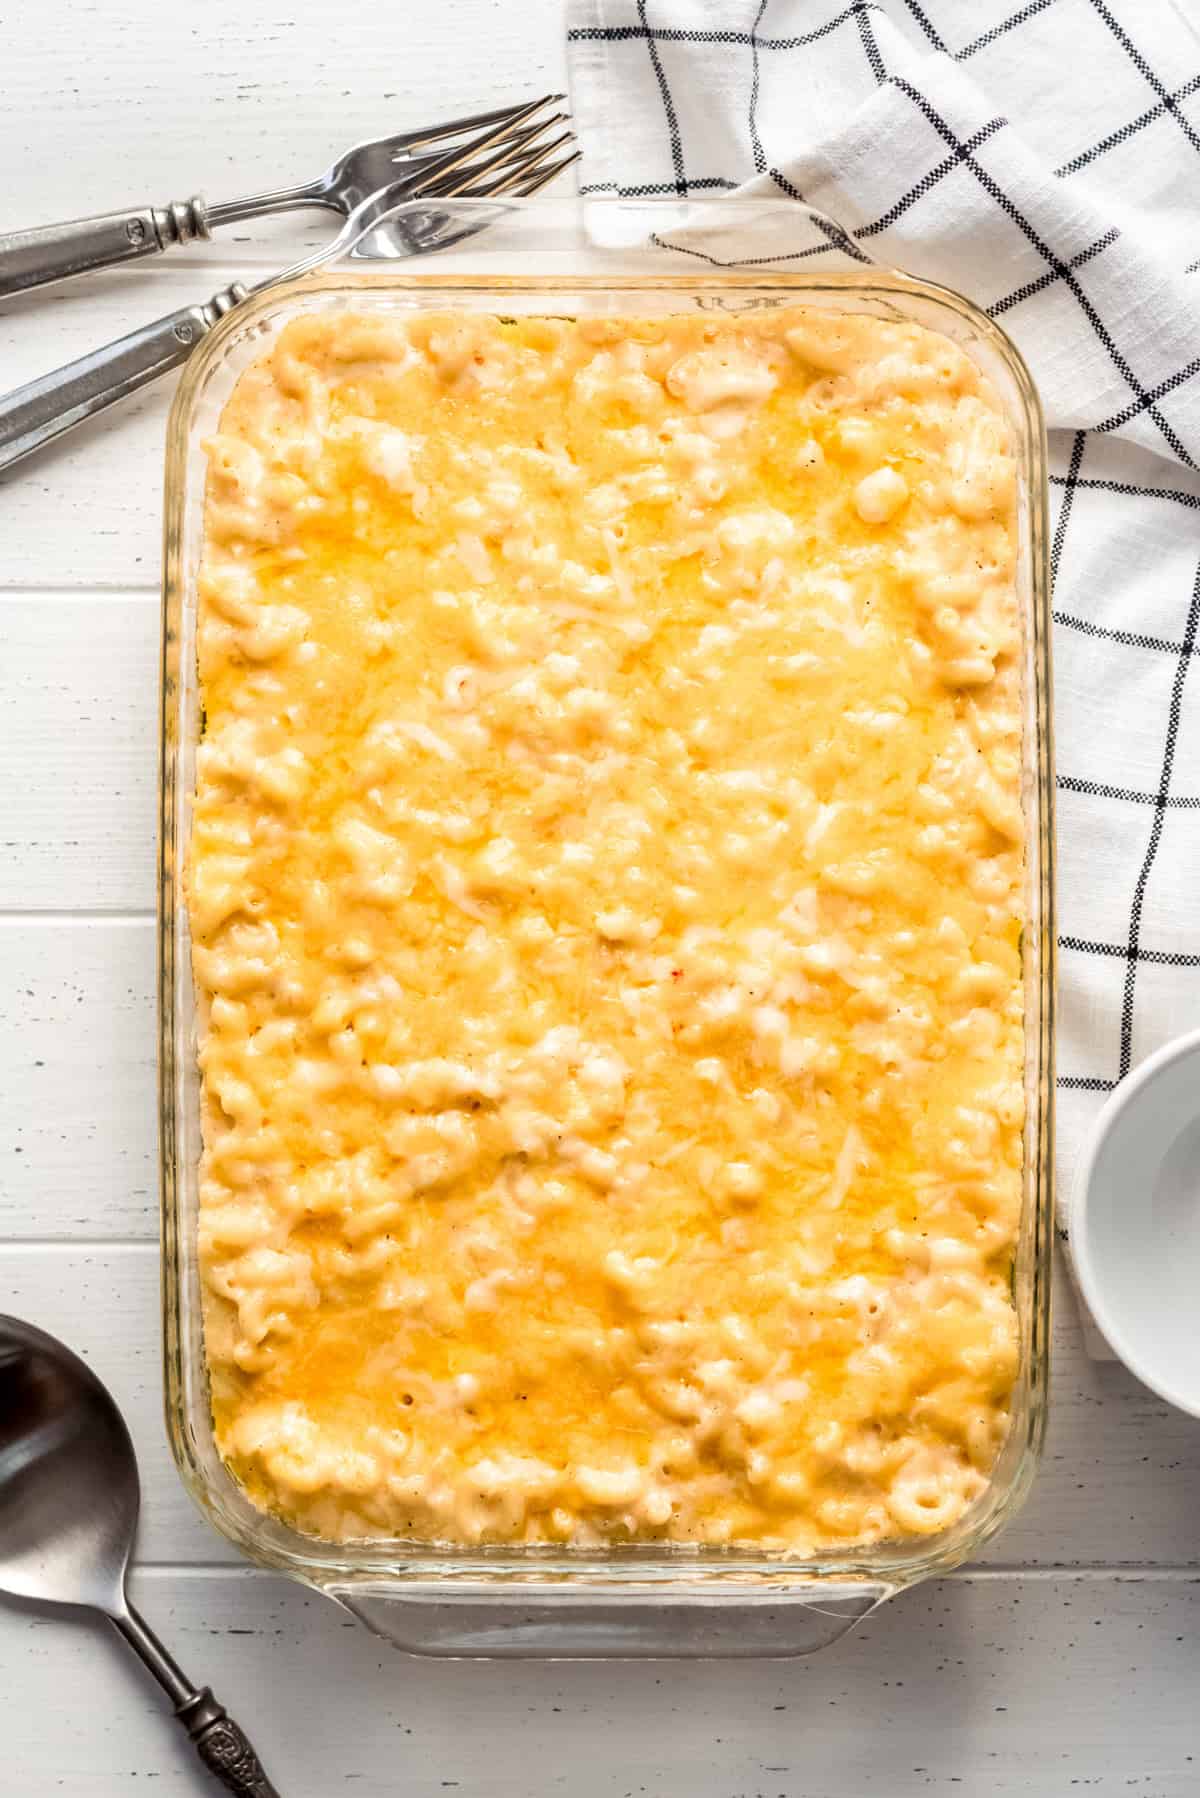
[566,0,1200,1355]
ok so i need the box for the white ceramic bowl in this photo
[1072,1026,1200,1417]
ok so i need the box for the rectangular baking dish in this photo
[160,198,1054,1657]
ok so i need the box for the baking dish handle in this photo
[324,1580,893,1658]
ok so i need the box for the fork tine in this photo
[487,112,571,156]
[393,94,566,155]
[489,129,577,184]
[457,149,582,201]
[417,126,575,198]
[403,95,563,197]
[420,125,576,200]
[511,151,583,197]
[415,118,571,191]
[439,141,582,202]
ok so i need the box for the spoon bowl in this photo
[0,1318,138,1613]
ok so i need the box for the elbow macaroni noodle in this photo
[191,303,1024,1551]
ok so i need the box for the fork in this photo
[0,105,579,474]
[0,95,569,299]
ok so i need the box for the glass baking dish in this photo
[159,199,1054,1658]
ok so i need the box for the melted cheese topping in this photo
[191,304,1025,1552]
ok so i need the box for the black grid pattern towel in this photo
[566,0,1200,1352]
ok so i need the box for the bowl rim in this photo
[1070,1022,1200,1418]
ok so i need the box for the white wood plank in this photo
[3,1242,1200,1571]
[4,1568,1200,1795]
[0,921,155,1236]
[0,597,157,908]
[0,0,569,225]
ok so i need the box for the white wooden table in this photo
[3,3,1199,1791]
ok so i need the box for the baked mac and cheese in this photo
[191,303,1025,1551]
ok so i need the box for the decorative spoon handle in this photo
[176,1689,282,1797]
[112,1604,281,1796]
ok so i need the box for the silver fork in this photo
[0,95,569,299]
[0,109,579,475]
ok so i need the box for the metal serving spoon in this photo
[0,1315,279,1796]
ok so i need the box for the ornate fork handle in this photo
[0,284,245,473]
[0,200,211,298]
